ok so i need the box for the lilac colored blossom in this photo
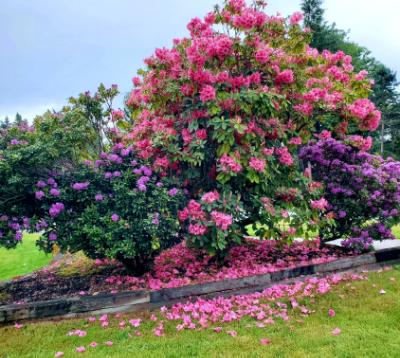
[15,231,23,241]
[113,171,121,177]
[168,188,179,196]
[104,172,113,179]
[47,178,56,186]
[95,194,104,201]
[111,214,120,222]
[141,166,152,176]
[10,139,19,145]
[35,191,45,200]
[156,182,163,187]
[130,160,138,166]
[36,180,47,188]
[0,215,8,222]
[72,182,89,190]
[49,203,65,217]
[152,213,160,225]
[50,188,61,197]
[49,232,57,241]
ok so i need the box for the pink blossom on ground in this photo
[331,328,341,336]
[104,341,113,346]
[54,352,64,358]
[328,309,336,317]
[260,338,271,346]
[76,346,86,353]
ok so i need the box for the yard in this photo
[0,267,399,357]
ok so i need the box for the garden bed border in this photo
[1,247,399,325]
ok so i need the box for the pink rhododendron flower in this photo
[210,211,233,230]
[310,198,329,211]
[328,309,336,317]
[249,157,266,172]
[189,223,208,235]
[199,85,216,102]
[201,191,220,204]
[275,69,295,85]
[290,11,304,25]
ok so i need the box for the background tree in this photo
[301,0,400,158]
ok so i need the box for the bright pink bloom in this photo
[189,223,208,235]
[328,309,336,317]
[76,346,86,353]
[201,191,220,204]
[249,157,266,172]
[275,69,295,85]
[331,328,341,336]
[210,211,233,230]
[199,85,216,102]
[290,11,304,25]
[310,198,329,211]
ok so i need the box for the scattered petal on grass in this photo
[390,277,396,282]
[129,319,142,327]
[379,289,386,294]
[54,352,64,358]
[89,342,98,347]
[76,346,86,353]
[331,328,341,336]
[214,327,222,333]
[14,323,23,329]
[105,341,113,346]
[328,309,336,317]
[135,330,142,336]
[260,338,271,346]
[227,330,237,337]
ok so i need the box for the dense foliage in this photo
[300,138,400,250]
[0,85,120,248]
[32,144,184,274]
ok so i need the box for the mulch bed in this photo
[0,239,354,306]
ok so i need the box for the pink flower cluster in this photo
[210,211,233,230]
[347,99,381,131]
[249,157,266,172]
[218,153,242,173]
[310,198,329,211]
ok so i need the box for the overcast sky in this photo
[1,0,399,120]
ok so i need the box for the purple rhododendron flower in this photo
[35,191,45,200]
[49,203,65,217]
[95,194,104,201]
[168,188,179,196]
[50,188,61,197]
[111,214,120,222]
[49,232,57,241]
[72,182,89,190]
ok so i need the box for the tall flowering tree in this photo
[124,0,380,254]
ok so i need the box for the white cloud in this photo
[0,102,63,122]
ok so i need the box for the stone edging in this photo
[1,248,399,325]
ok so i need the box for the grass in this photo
[0,267,399,357]
[0,233,52,281]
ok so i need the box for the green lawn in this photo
[0,233,52,281]
[0,267,399,357]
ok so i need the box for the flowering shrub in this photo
[29,144,185,274]
[300,138,400,250]
[125,0,379,254]
[0,85,122,249]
